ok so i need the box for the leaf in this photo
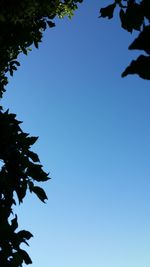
[39,19,47,30]
[18,230,33,240]
[141,0,150,21]
[11,215,18,231]
[27,136,38,146]
[119,3,143,32]
[19,249,32,264]
[122,55,150,80]
[16,182,27,204]
[100,3,116,19]
[28,181,34,192]
[32,186,48,203]
[10,69,13,76]
[28,151,40,162]
[12,66,17,71]
[47,20,55,28]
[12,60,20,66]
[129,25,150,55]
[34,40,39,49]
[27,163,50,182]
[119,8,132,32]
[21,46,28,55]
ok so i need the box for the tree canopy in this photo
[0,0,83,98]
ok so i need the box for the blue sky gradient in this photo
[1,1,150,267]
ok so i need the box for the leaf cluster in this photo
[0,216,33,266]
[99,0,150,79]
[0,108,50,266]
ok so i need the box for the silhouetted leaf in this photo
[10,69,13,76]
[129,25,150,55]
[16,182,27,204]
[28,181,34,192]
[19,249,32,264]
[120,2,143,32]
[141,0,150,21]
[100,3,116,19]
[11,215,18,231]
[27,136,38,146]
[47,21,55,28]
[21,46,28,55]
[32,186,48,202]
[122,55,150,79]
[119,8,133,32]
[11,60,20,66]
[34,40,39,48]
[12,66,17,71]
[28,163,50,182]
[18,230,33,240]
[28,151,40,162]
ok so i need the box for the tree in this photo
[99,0,150,79]
[0,1,83,266]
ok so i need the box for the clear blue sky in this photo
[2,1,150,267]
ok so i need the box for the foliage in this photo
[0,107,49,266]
[0,0,83,98]
[99,0,150,79]
[0,1,83,266]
